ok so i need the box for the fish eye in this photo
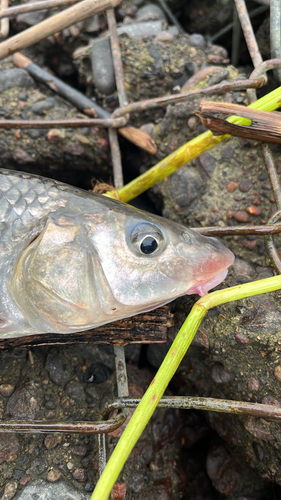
[129,223,164,256]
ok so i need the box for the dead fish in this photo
[0,169,234,338]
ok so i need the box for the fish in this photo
[0,169,234,338]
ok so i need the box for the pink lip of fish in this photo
[0,169,235,338]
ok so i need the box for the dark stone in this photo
[91,37,115,95]
[4,381,43,420]
[0,69,35,93]
[13,469,25,480]
[221,145,234,159]
[31,98,57,115]
[83,363,112,384]
[168,167,203,207]
[65,380,85,400]
[197,152,217,180]
[149,45,162,75]
[208,69,229,86]
[189,33,205,47]
[45,353,72,387]
[239,179,252,192]
[30,458,48,475]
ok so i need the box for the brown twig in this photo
[197,100,281,144]
[0,0,121,59]
[192,225,281,237]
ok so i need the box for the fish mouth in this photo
[185,268,229,297]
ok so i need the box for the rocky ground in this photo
[1,0,281,499]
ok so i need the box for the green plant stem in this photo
[91,274,281,500]
[105,85,281,203]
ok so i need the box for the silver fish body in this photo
[0,169,234,338]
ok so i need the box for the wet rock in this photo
[91,37,115,95]
[30,458,48,475]
[0,434,19,464]
[0,69,35,93]
[135,4,166,22]
[31,98,56,115]
[16,480,91,500]
[189,33,205,47]
[4,381,43,420]
[45,352,72,387]
[65,380,85,400]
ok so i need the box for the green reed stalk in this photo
[91,275,281,500]
[105,86,281,202]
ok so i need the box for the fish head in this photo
[87,205,235,314]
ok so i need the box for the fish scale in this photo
[0,169,234,338]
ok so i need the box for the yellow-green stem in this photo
[91,274,281,500]
[105,86,281,202]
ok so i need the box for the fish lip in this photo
[185,268,230,297]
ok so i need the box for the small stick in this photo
[0,0,79,19]
[13,53,157,154]
[192,224,281,237]
[0,0,9,39]
[0,0,121,59]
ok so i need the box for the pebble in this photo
[31,98,56,115]
[44,435,62,450]
[227,182,238,192]
[155,31,175,42]
[30,458,48,475]
[247,377,260,391]
[45,353,72,387]
[16,480,91,500]
[72,468,88,482]
[0,384,15,397]
[189,33,205,47]
[0,481,17,500]
[135,4,166,22]
[111,482,127,500]
[274,365,281,382]
[65,380,85,400]
[238,178,252,192]
[0,69,35,94]
[47,129,64,143]
[168,167,203,208]
[208,69,229,86]
[91,37,115,95]
[247,206,260,216]
[46,468,61,483]
[0,434,19,464]
[233,211,249,222]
